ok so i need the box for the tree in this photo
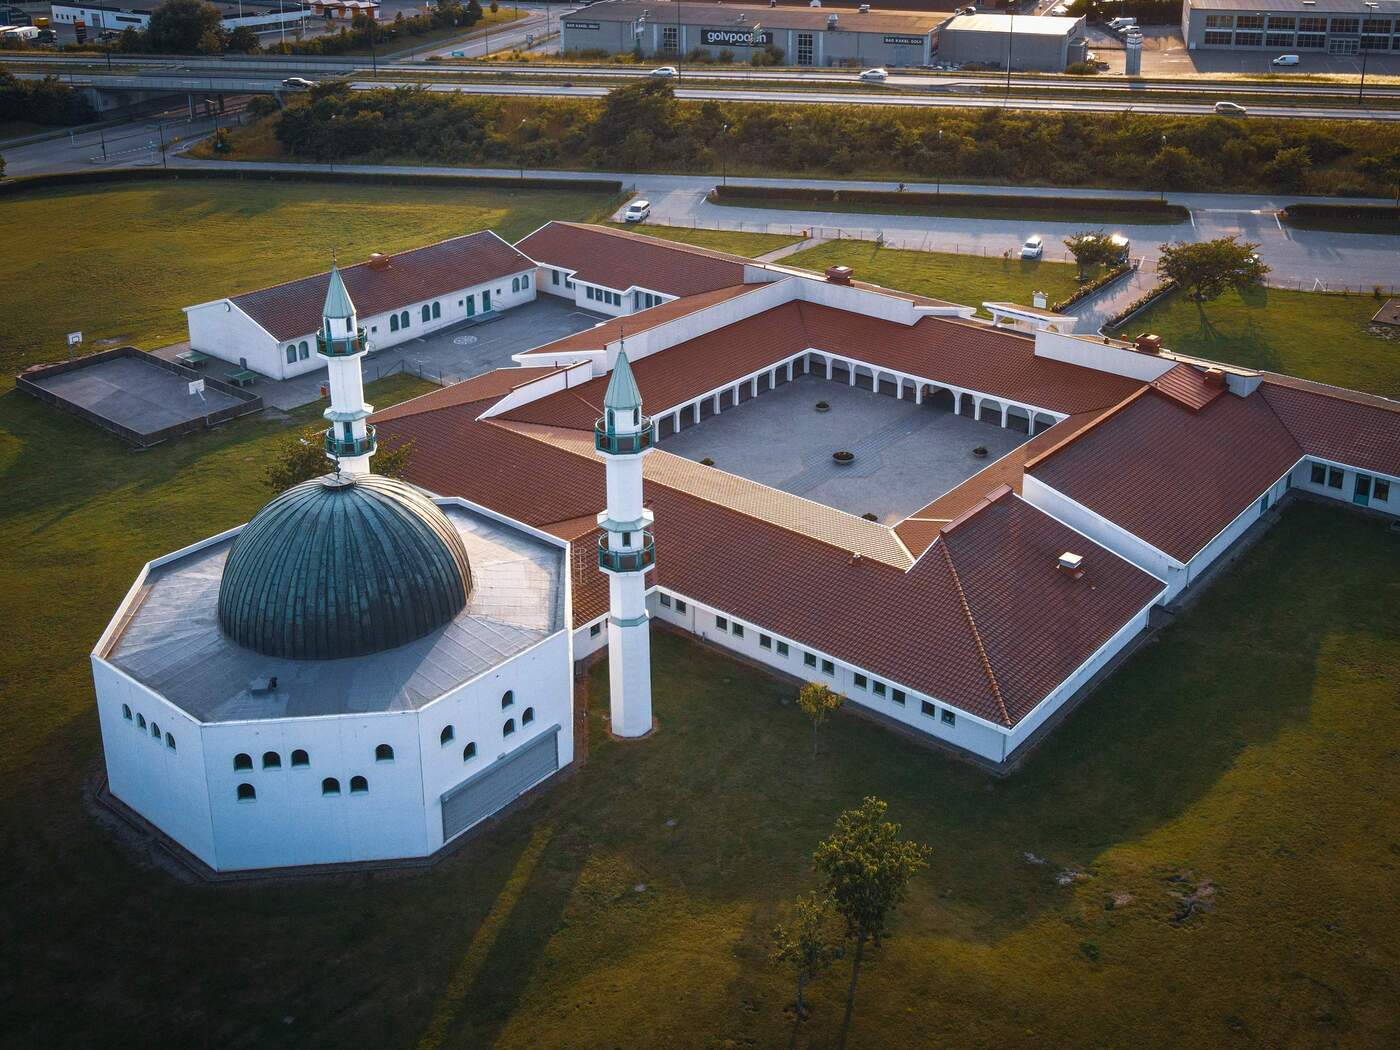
[1063,230,1116,281]
[813,797,931,1041]
[147,0,224,54]
[1261,145,1312,193]
[0,151,5,181]
[1156,236,1269,303]
[796,681,844,759]
[227,25,259,54]
[264,425,415,493]
[770,891,843,1023]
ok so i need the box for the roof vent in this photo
[1058,551,1085,578]
[736,12,745,21]
[368,252,390,270]
[859,3,870,12]
[825,265,854,284]
[828,13,839,26]
[1134,333,1162,354]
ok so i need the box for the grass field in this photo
[0,179,623,385]
[785,241,1083,317]
[1,343,1397,1047]
[1121,286,1399,397]
[607,221,801,257]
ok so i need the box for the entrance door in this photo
[1353,473,1371,506]
[466,295,475,318]
[482,289,492,313]
[1328,37,1359,55]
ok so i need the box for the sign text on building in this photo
[883,34,926,46]
[702,27,773,46]
[564,20,600,30]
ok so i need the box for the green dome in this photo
[217,475,472,661]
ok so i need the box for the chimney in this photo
[1134,333,1162,354]
[1204,367,1227,388]
[1032,290,1047,310]
[368,252,390,270]
[1057,551,1085,578]
[825,265,854,285]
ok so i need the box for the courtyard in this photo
[659,375,1028,522]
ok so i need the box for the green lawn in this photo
[1122,286,1399,398]
[0,179,623,385]
[2,344,1397,1048]
[607,221,802,258]
[785,241,1083,317]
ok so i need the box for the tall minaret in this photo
[317,261,376,477]
[594,351,655,738]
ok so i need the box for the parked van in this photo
[1272,54,1300,66]
[622,199,652,223]
[1108,17,1137,30]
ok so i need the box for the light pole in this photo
[936,127,943,194]
[519,118,526,180]
[1004,3,1015,106]
[1359,2,1378,105]
[721,122,730,186]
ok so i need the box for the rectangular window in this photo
[796,31,813,65]
[821,659,835,676]
[1297,32,1326,47]
[1205,14,1233,28]
[920,700,936,717]
[590,622,601,637]
[662,24,678,52]
[675,599,687,613]
[1267,15,1295,30]
[1266,32,1294,46]
[659,593,672,607]
[551,270,560,286]
[1375,479,1391,502]
[1234,31,1263,46]
[776,641,789,657]
[1204,30,1232,45]
[732,623,744,638]
[759,634,772,650]
[892,689,906,706]
[1330,18,1360,34]
[715,615,728,631]
[804,652,817,668]
[1361,35,1389,50]
[1298,17,1327,32]
[1235,14,1264,29]
[1310,463,1326,485]
[942,709,957,726]
[872,681,887,698]
[1364,18,1393,33]
[1328,467,1344,490]
[853,673,868,689]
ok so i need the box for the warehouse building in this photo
[934,12,1087,70]
[1181,0,1400,55]
[562,1,951,67]
[48,0,309,34]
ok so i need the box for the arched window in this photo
[421,304,431,323]
[234,753,252,771]
[286,344,297,364]
[151,722,161,739]
[121,703,132,720]
[237,783,256,801]
[375,743,394,762]
[298,340,309,360]
[291,749,309,767]
[431,301,440,319]
[522,707,535,726]
[350,775,368,794]
[501,689,514,710]
[263,751,281,769]
[463,742,477,761]
[503,718,516,737]
[512,276,520,293]
[322,777,341,796]
[440,725,455,746]
[390,313,399,332]
[400,310,409,328]
[137,714,147,730]
[165,732,176,750]
[522,273,530,289]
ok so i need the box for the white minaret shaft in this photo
[595,350,655,738]
[318,261,375,477]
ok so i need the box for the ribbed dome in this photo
[217,475,472,660]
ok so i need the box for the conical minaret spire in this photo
[317,260,375,477]
[595,350,655,738]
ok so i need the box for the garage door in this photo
[441,725,560,842]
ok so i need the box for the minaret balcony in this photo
[317,326,368,358]
[595,415,654,455]
[598,532,655,574]
[324,423,377,459]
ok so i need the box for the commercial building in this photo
[934,12,1088,71]
[562,0,951,67]
[49,0,309,34]
[1181,0,1400,55]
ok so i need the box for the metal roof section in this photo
[603,350,643,411]
[106,503,565,723]
[322,262,355,322]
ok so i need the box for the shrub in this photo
[1065,61,1099,75]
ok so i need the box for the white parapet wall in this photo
[1034,330,1177,383]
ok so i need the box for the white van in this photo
[1272,54,1300,66]
[622,200,652,223]
[1108,17,1137,30]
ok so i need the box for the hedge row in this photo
[1051,262,1135,313]
[711,184,1190,221]
[1103,279,1178,332]
[1281,203,1400,224]
[0,167,623,197]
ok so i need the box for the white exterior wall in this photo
[185,301,281,377]
[1290,457,1400,517]
[1033,330,1176,383]
[1180,470,1291,592]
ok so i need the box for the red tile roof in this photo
[519,284,762,357]
[1260,377,1400,479]
[1028,388,1302,562]
[1150,362,1227,412]
[515,222,750,297]
[228,232,532,341]
[371,366,561,423]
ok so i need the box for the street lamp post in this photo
[1004,4,1015,106]
[1359,2,1379,105]
[721,123,731,186]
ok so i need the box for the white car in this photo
[859,68,889,82]
[1213,100,1248,116]
[1050,3,1070,14]
[622,200,652,223]
[650,66,678,78]
[1272,54,1300,66]
[1020,235,1044,259]
[281,77,314,89]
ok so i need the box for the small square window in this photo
[942,709,957,726]
[1310,463,1326,485]
[821,659,834,676]
[732,623,744,638]
[590,622,602,637]
[675,599,687,613]
[776,641,789,657]
[804,652,817,667]
[716,615,728,631]
[892,689,906,706]
[853,673,868,690]
[660,593,672,607]
[921,700,936,717]
[1375,479,1391,502]
[759,634,772,649]
[872,681,887,698]
[1328,468,1344,490]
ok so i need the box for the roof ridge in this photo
[938,538,1012,727]
[564,222,755,265]
[1022,384,1152,473]
[1261,371,1400,414]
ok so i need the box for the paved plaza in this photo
[660,375,1027,523]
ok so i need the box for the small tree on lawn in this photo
[1064,230,1114,281]
[813,796,931,1042]
[1156,236,1269,304]
[264,425,414,493]
[796,681,844,759]
[770,891,844,1023]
